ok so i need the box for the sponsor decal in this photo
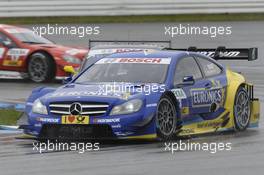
[3,48,29,66]
[95,57,171,64]
[34,123,42,127]
[94,118,120,123]
[7,48,29,57]
[114,131,134,136]
[0,48,5,59]
[87,49,115,57]
[50,90,130,99]
[61,115,89,124]
[36,117,60,123]
[3,60,23,66]
[199,51,240,58]
[181,107,189,115]
[181,128,195,134]
[191,88,223,107]
[171,88,187,99]
[111,124,122,128]
[146,103,157,108]
[197,121,222,128]
[51,91,122,97]
[115,48,142,53]
[88,48,147,58]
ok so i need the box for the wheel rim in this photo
[28,57,48,82]
[156,98,176,136]
[234,90,250,128]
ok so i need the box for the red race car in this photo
[0,24,88,82]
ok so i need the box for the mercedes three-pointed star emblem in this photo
[69,102,82,115]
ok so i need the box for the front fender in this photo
[25,87,56,113]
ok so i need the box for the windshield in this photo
[12,32,53,44]
[75,57,171,84]
[80,48,143,71]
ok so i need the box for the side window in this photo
[197,57,222,77]
[0,32,16,47]
[174,56,202,85]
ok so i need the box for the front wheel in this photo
[234,87,251,131]
[156,95,178,140]
[28,52,55,83]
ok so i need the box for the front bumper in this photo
[21,111,157,140]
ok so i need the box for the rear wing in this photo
[169,46,258,61]
[87,41,257,61]
[88,40,172,48]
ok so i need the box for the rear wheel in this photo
[156,95,179,140]
[234,87,251,131]
[28,52,55,83]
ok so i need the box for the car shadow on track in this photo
[13,129,261,155]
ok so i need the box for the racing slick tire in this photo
[156,94,180,140]
[28,52,55,83]
[234,87,251,131]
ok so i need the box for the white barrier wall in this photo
[0,0,264,17]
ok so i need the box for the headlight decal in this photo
[32,99,48,115]
[110,99,143,116]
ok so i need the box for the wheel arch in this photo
[156,90,181,140]
[162,91,181,118]
[225,69,248,128]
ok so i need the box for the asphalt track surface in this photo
[0,22,264,175]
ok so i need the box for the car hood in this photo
[40,82,165,106]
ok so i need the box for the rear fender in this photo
[225,69,260,128]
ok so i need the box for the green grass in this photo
[1,13,264,24]
[0,110,22,125]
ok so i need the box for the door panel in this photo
[173,55,228,119]
[191,56,228,119]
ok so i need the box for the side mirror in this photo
[176,76,195,87]
[182,76,195,85]
[63,76,72,84]
[63,66,76,75]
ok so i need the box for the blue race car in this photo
[20,47,260,140]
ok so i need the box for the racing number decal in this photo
[3,48,29,67]
[61,115,89,124]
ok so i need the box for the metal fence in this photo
[0,0,264,17]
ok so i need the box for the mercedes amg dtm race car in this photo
[0,24,88,82]
[20,47,260,140]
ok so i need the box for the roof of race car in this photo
[92,45,164,50]
[0,24,20,29]
[104,50,189,60]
